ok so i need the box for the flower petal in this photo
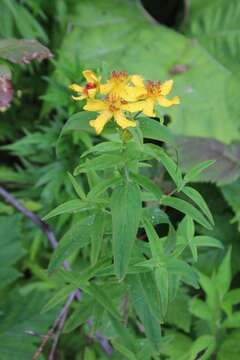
[69,83,83,93]
[89,111,112,134]
[72,95,86,101]
[131,75,144,87]
[88,88,97,99]
[122,101,144,113]
[100,82,113,95]
[83,70,98,83]
[142,98,155,117]
[125,86,147,101]
[160,80,174,96]
[158,95,180,107]
[114,111,137,129]
[84,100,107,112]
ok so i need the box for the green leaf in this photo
[161,196,212,230]
[111,341,137,360]
[167,259,199,289]
[185,0,240,73]
[166,290,191,332]
[0,215,25,289]
[0,290,57,360]
[81,141,122,157]
[48,220,92,272]
[182,186,214,226]
[43,199,93,220]
[87,176,121,199]
[90,210,105,265]
[61,111,95,135]
[184,160,215,184]
[190,335,215,360]
[144,144,182,189]
[130,172,163,200]
[216,247,232,299]
[68,172,86,200]
[42,285,75,313]
[142,217,164,261]
[128,275,162,351]
[190,298,211,321]
[56,0,240,143]
[218,331,240,360]
[85,283,120,320]
[155,267,169,317]
[110,316,137,354]
[194,236,223,249]
[139,272,163,321]
[74,154,124,174]
[64,301,93,333]
[139,117,174,145]
[111,181,142,279]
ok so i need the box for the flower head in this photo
[69,70,101,100]
[84,94,137,134]
[70,69,181,135]
[128,76,180,116]
[100,70,131,99]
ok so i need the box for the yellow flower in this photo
[128,76,180,116]
[100,71,131,99]
[69,70,101,100]
[84,94,138,134]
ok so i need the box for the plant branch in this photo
[32,291,76,360]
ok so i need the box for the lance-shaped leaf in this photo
[128,275,162,350]
[111,181,142,279]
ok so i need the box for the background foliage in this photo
[1,0,240,359]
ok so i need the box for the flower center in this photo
[83,82,97,95]
[106,95,126,112]
[146,81,162,98]
[110,70,129,84]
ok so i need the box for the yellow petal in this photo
[84,100,107,112]
[69,83,83,93]
[131,75,145,87]
[72,94,86,101]
[89,111,112,134]
[160,80,173,96]
[100,82,113,95]
[124,86,147,101]
[88,88,97,99]
[114,111,137,129]
[142,99,155,117]
[122,101,144,113]
[83,70,98,83]
[158,95,180,107]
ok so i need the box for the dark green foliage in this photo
[1,0,240,359]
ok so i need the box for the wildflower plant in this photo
[43,69,222,358]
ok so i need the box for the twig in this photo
[48,291,75,360]
[32,291,76,360]
[0,186,58,249]
[0,186,112,356]
[0,185,81,294]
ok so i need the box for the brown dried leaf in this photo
[0,39,53,65]
[169,136,240,185]
[0,65,13,111]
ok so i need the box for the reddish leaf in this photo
[169,136,240,185]
[0,39,53,64]
[0,65,13,111]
